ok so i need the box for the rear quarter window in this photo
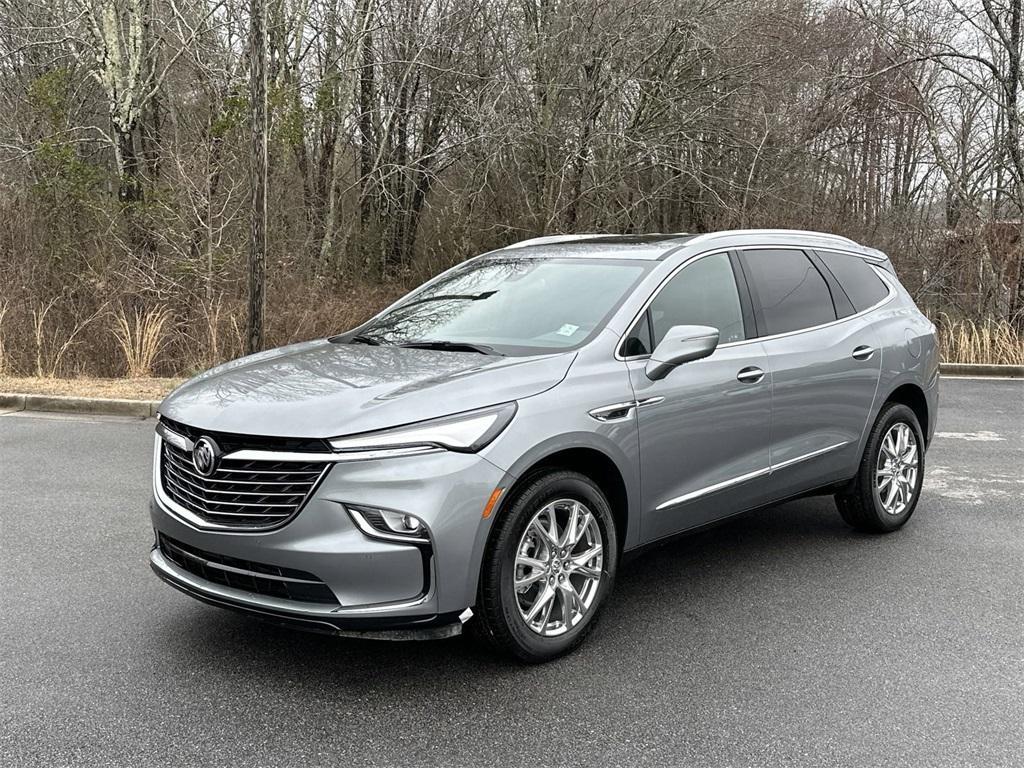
[815,250,890,311]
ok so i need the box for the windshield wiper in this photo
[397,290,498,311]
[347,334,382,346]
[398,340,504,356]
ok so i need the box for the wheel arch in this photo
[882,382,930,441]
[509,447,630,552]
[486,436,638,555]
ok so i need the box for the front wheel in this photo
[835,402,925,533]
[475,470,618,663]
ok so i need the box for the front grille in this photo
[160,433,329,529]
[159,534,339,605]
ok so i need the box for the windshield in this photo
[345,257,650,355]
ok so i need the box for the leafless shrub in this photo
[31,298,110,378]
[112,306,174,378]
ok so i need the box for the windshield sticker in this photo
[556,324,580,337]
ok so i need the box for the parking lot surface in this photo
[1,378,1021,767]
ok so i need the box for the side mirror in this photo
[645,325,719,381]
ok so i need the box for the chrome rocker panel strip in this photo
[655,441,850,511]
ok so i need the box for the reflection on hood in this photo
[159,340,575,438]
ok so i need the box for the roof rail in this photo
[686,229,860,247]
[503,232,692,250]
[503,233,617,249]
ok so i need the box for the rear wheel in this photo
[835,403,925,533]
[476,470,618,663]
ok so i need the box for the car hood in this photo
[158,340,575,438]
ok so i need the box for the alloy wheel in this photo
[875,422,919,516]
[513,498,604,636]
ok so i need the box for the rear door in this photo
[624,251,773,542]
[738,248,883,500]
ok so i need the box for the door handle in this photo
[852,345,875,361]
[736,366,765,384]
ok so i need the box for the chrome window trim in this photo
[655,441,850,511]
[615,245,897,362]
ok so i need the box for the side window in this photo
[741,249,837,336]
[816,250,889,311]
[647,252,746,347]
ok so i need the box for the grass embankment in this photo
[0,376,182,401]
[937,318,1024,366]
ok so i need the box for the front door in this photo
[622,251,773,543]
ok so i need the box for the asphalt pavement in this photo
[1,378,1021,767]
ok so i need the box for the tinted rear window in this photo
[741,249,837,336]
[816,250,889,311]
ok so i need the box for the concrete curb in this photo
[0,392,161,417]
[939,363,1024,377]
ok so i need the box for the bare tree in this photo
[0,0,1021,377]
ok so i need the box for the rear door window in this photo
[740,249,837,336]
[815,250,890,311]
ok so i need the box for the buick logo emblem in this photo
[192,436,220,477]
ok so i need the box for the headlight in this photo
[328,403,517,453]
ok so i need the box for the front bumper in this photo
[149,438,507,636]
[150,548,468,639]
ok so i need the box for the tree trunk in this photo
[248,0,268,355]
[357,0,377,226]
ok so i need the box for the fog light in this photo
[346,504,429,543]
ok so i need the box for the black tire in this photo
[835,402,925,533]
[475,470,618,663]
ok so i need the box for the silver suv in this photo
[150,229,938,661]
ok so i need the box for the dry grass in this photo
[937,317,1024,365]
[0,300,8,374]
[0,376,183,400]
[112,306,173,377]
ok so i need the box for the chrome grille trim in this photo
[157,428,330,531]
